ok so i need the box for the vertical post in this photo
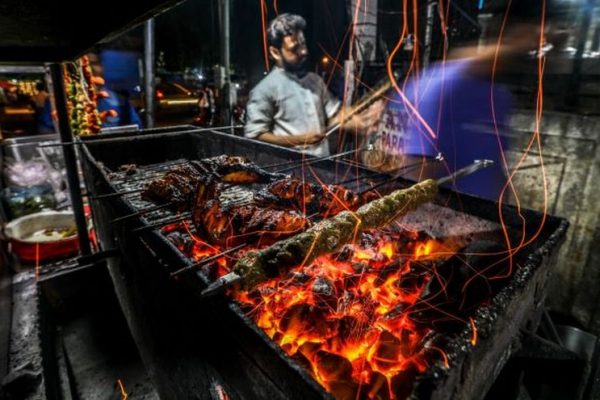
[144,18,156,129]
[349,0,379,63]
[423,1,437,68]
[218,0,232,131]
[346,0,379,100]
[566,0,593,108]
[48,63,92,256]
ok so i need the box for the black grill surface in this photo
[80,128,568,400]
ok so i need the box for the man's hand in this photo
[289,131,325,147]
[353,100,386,130]
[256,131,325,149]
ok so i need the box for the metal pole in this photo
[219,0,232,131]
[48,63,92,256]
[423,1,437,68]
[566,0,593,108]
[144,18,156,129]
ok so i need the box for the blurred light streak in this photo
[260,0,270,72]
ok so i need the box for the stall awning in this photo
[0,0,183,63]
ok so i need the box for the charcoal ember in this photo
[351,262,368,273]
[183,241,197,256]
[257,286,276,299]
[396,272,427,291]
[286,271,311,285]
[298,341,321,359]
[337,291,355,313]
[291,349,316,376]
[336,316,361,343]
[363,371,389,400]
[371,331,404,372]
[166,231,186,248]
[408,259,435,275]
[313,276,335,297]
[314,350,353,382]
[241,288,264,304]
[335,245,354,262]
[328,380,360,400]
[383,301,411,320]
[410,240,509,333]
[360,232,377,247]
[374,261,402,286]
[312,277,337,309]
[361,364,420,400]
[344,274,361,290]
[279,304,332,338]
[387,363,421,400]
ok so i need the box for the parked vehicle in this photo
[154,82,201,117]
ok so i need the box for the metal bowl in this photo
[4,210,80,262]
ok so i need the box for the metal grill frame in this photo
[80,128,568,400]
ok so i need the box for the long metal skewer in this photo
[89,188,143,200]
[131,213,190,233]
[200,159,495,298]
[358,153,444,196]
[170,244,247,278]
[111,202,175,224]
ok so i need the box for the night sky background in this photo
[154,0,351,86]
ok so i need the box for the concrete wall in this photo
[507,109,600,332]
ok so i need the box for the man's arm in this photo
[327,100,385,133]
[245,83,326,148]
[256,131,325,148]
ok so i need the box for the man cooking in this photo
[244,13,383,156]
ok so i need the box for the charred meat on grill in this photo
[141,164,206,209]
[141,156,283,209]
[233,179,439,289]
[256,177,379,217]
[194,155,284,184]
[193,199,309,247]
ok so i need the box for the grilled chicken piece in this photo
[142,156,283,209]
[257,177,378,218]
[193,200,309,247]
[194,155,283,184]
[141,164,206,209]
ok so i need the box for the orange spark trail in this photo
[117,379,128,400]
[260,0,270,72]
[491,0,523,281]
[273,0,279,15]
[433,0,450,150]
[469,317,478,346]
[493,0,549,280]
[429,346,450,368]
[338,0,364,160]
[385,0,438,141]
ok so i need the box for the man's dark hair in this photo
[267,13,306,49]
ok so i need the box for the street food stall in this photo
[3,1,596,400]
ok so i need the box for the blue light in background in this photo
[478,0,485,10]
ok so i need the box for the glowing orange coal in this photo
[165,221,456,399]
[235,231,453,400]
